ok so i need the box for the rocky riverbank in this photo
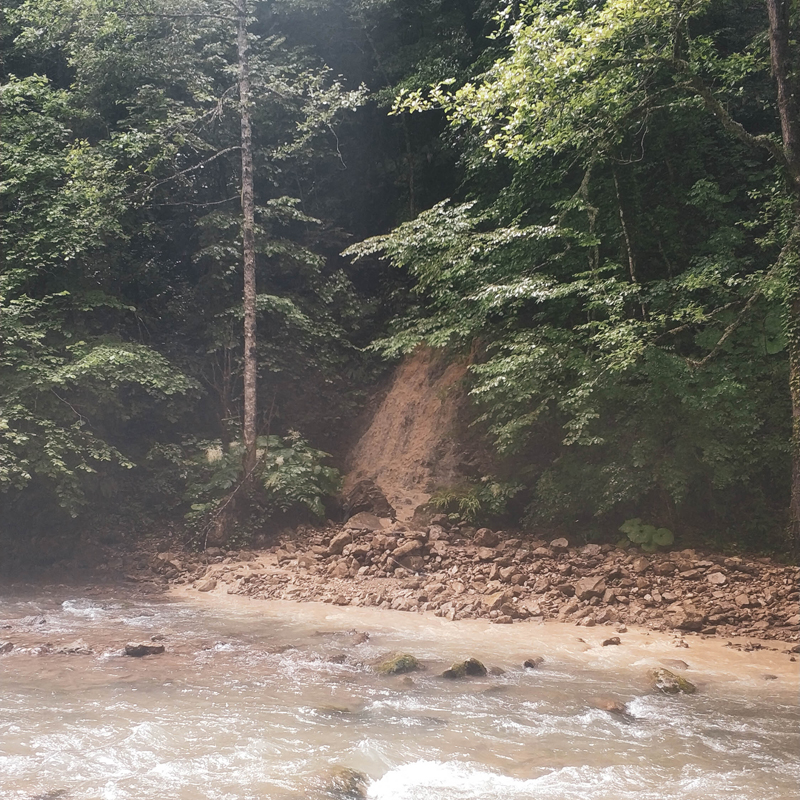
[145,514,800,647]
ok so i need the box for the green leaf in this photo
[652,528,674,546]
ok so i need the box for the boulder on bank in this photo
[343,478,396,521]
[575,576,606,601]
[328,531,354,555]
[344,513,385,532]
[392,539,422,559]
[671,608,706,631]
[474,528,500,548]
[376,653,420,675]
[442,657,487,679]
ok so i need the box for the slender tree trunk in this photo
[790,291,800,556]
[237,0,258,475]
[612,168,637,285]
[402,117,416,218]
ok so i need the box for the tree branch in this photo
[688,282,769,368]
[153,194,239,208]
[671,59,797,182]
[124,0,234,22]
[137,146,240,197]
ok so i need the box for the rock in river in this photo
[376,653,420,675]
[652,668,696,695]
[125,642,166,657]
[442,658,487,679]
[325,766,368,799]
[55,639,93,655]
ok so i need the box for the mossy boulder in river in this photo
[442,658,487,679]
[376,653,420,675]
[652,668,696,694]
[325,766,368,798]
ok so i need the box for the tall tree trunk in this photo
[766,0,800,553]
[237,0,258,475]
[767,0,800,185]
[783,216,800,557]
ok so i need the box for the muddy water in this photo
[0,589,798,800]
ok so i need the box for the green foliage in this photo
[430,478,521,523]
[259,432,341,518]
[0,75,127,284]
[183,433,340,524]
[619,518,674,552]
[0,69,197,516]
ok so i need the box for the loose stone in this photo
[124,642,165,657]
[523,657,544,669]
[442,658,487,679]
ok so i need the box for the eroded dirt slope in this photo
[344,347,471,521]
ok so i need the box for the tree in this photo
[128,0,365,485]
[352,0,797,549]
[3,0,365,532]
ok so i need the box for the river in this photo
[1,586,798,799]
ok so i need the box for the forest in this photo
[2,4,800,798]
[1,0,799,560]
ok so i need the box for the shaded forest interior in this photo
[1,0,799,560]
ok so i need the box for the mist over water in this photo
[1,591,797,800]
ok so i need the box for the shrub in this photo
[619,518,674,552]
[430,478,522,523]
[182,432,340,524]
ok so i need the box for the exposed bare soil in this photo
[343,346,472,522]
